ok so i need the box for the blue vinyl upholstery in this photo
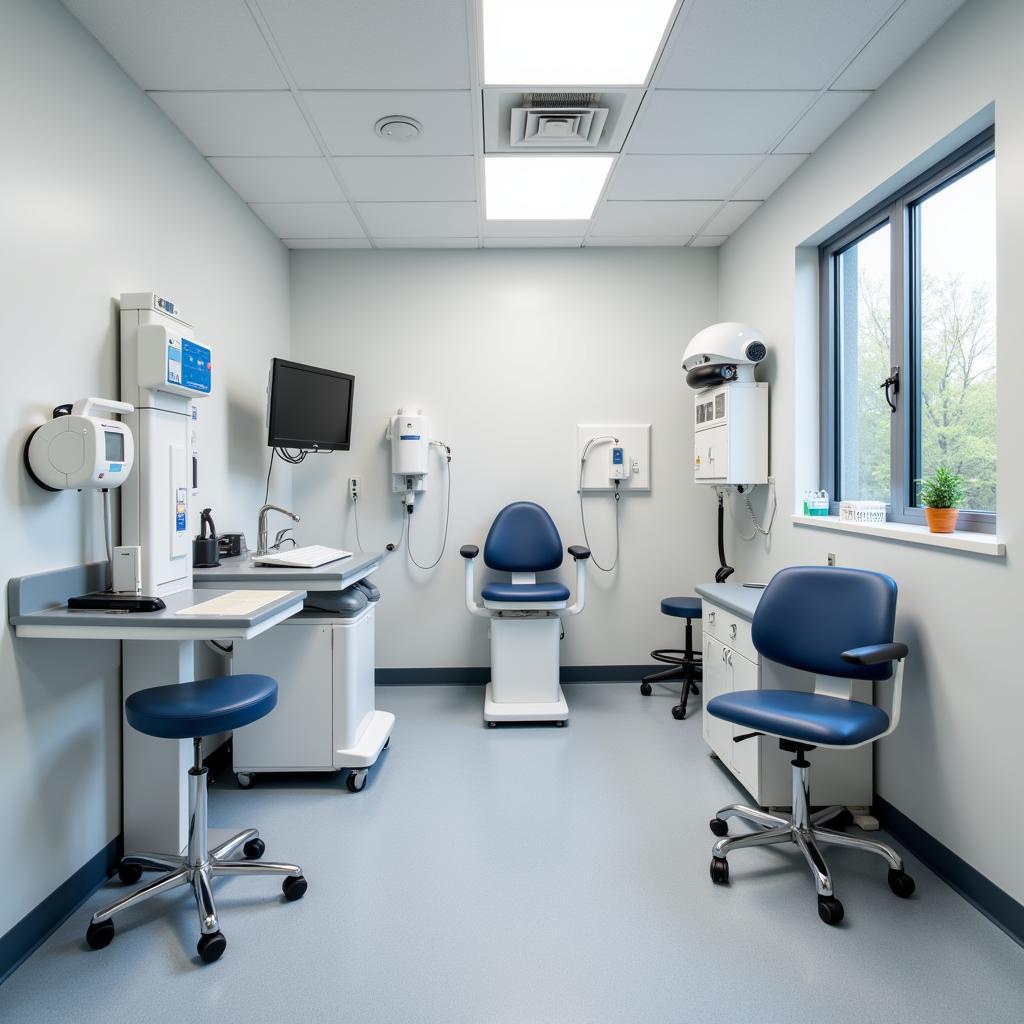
[661,596,702,619]
[752,566,898,681]
[707,690,890,746]
[483,502,563,572]
[126,674,278,739]
[481,582,570,603]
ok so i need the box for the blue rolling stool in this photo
[640,596,703,719]
[86,674,307,964]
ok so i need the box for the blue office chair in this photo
[706,566,914,925]
[462,501,589,726]
[86,675,307,963]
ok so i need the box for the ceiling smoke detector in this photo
[375,116,422,142]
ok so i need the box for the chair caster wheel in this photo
[709,818,729,837]
[243,838,265,860]
[235,772,254,789]
[709,858,729,884]
[86,919,115,950]
[197,930,226,963]
[888,869,916,898]
[283,874,307,902]
[690,683,700,696]
[640,681,652,696]
[671,705,686,720]
[117,863,143,885]
[346,769,367,793]
[817,896,845,925]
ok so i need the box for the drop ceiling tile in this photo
[257,0,470,89]
[249,202,364,238]
[776,91,871,154]
[702,201,762,235]
[835,0,965,90]
[374,238,479,248]
[607,155,761,201]
[658,0,894,90]
[64,0,286,89]
[627,91,814,155]
[733,154,809,200]
[305,91,474,156]
[689,236,729,247]
[482,220,594,238]
[334,157,476,202]
[591,201,720,237]
[585,236,693,247]
[209,158,343,202]
[482,238,584,248]
[358,202,479,238]
[284,238,372,249]
[149,92,319,156]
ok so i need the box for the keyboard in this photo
[253,545,353,568]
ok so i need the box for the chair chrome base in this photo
[87,740,306,963]
[709,753,915,924]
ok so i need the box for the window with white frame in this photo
[819,129,996,532]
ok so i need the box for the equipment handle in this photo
[71,397,135,418]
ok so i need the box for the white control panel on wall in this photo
[577,424,651,492]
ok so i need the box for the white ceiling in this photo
[63,0,965,249]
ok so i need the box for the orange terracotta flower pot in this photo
[925,507,959,534]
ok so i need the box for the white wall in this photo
[0,0,289,937]
[718,0,1024,901]
[289,248,718,669]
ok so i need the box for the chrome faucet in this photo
[256,504,300,556]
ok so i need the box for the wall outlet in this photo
[827,552,836,566]
[348,476,362,502]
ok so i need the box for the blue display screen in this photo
[180,338,211,393]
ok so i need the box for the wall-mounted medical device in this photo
[682,322,768,487]
[120,292,212,598]
[387,409,430,513]
[24,397,135,492]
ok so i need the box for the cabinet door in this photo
[702,635,733,757]
[728,651,760,793]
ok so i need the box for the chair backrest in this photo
[752,566,897,681]
[484,502,563,572]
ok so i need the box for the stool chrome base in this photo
[88,740,305,963]
[708,756,915,925]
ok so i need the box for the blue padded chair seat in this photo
[661,596,702,619]
[707,690,889,746]
[481,582,570,603]
[126,675,278,739]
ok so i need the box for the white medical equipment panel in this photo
[577,423,652,491]
[692,382,768,485]
[700,598,872,808]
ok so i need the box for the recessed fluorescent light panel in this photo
[482,0,677,85]
[485,156,614,220]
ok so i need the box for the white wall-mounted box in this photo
[577,423,651,492]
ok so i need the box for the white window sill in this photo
[791,515,1005,557]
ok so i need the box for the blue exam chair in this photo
[706,566,914,925]
[462,501,590,726]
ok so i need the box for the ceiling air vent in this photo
[510,92,609,148]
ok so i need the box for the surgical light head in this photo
[681,322,767,389]
[25,397,135,492]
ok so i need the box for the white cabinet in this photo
[700,598,872,809]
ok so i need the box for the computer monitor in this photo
[267,358,355,451]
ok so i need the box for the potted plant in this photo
[918,466,964,533]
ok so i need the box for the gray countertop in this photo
[695,581,767,620]
[193,550,383,591]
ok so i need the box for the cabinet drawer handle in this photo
[708,611,716,625]
[727,652,733,666]
[729,623,737,640]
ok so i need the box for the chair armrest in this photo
[841,642,909,666]
[460,544,479,559]
[567,545,591,561]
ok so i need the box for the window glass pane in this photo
[914,156,996,513]
[836,222,891,502]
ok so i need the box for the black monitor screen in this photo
[267,358,355,451]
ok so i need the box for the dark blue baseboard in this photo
[875,795,1024,949]
[376,665,663,685]
[0,836,121,985]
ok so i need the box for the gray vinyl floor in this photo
[1,682,1022,1023]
